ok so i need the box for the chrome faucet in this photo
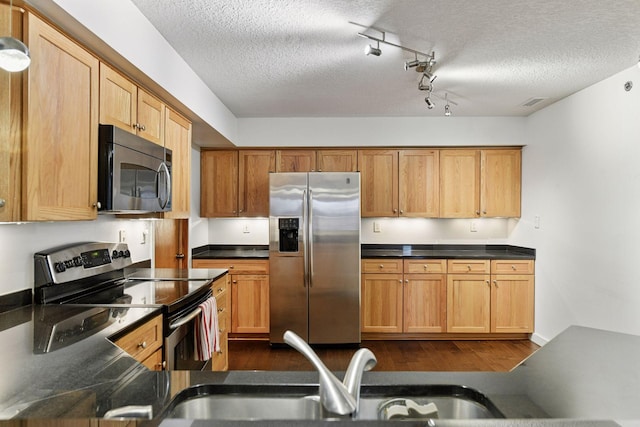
[283,330,377,416]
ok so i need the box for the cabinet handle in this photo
[0,198,6,208]
[232,280,237,284]
[138,341,148,349]
[423,264,428,270]
[92,201,101,209]
[398,280,402,284]
[399,209,404,214]
[217,288,224,293]
[218,308,225,313]
[511,265,516,270]
[175,253,185,259]
[393,209,397,213]
[229,265,234,269]
[476,210,480,216]
[404,279,408,284]
[482,210,487,214]
[493,280,498,287]
[467,265,472,271]
[162,361,167,369]
[486,280,490,286]
[379,264,384,269]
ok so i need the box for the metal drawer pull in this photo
[104,405,153,420]
[218,307,225,312]
[169,306,202,330]
[138,341,147,349]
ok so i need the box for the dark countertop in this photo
[0,304,166,419]
[0,299,636,426]
[192,244,535,260]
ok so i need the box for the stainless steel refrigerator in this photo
[269,172,361,345]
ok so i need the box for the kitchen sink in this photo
[161,384,505,421]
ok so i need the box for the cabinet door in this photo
[0,3,22,222]
[136,88,165,145]
[238,150,275,216]
[359,150,399,217]
[24,14,99,220]
[164,108,191,218]
[317,149,358,172]
[446,274,490,333]
[491,274,534,333]
[200,150,238,217]
[481,149,521,217]
[403,274,446,333]
[231,274,270,333]
[439,149,480,218]
[361,273,403,333]
[99,62,137,133]
[399,149,439,217]
[276,150,316,172]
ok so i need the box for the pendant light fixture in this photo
[0,0,30,72]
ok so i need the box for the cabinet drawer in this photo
[142,347,164,371]
[404,259,446,274]
[211,274,230,297]
[114,314,163,363]
[193,259,269,274]
[362,259,403,274]
[491,260,534,275]
[447,259,490,274]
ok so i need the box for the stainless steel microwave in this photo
[98,124,172,213]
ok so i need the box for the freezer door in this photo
[308,172,361,344]
[269,173,309,343]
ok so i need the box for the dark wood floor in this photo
[229,339,540,372]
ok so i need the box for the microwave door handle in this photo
[157,162,171,209]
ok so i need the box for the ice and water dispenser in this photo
[278,218,299,252]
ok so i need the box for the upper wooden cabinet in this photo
[99,62,165,146]
[440,148,521,218]
[276,150,315,172]
[359,149,439,217]
[481,149,521,217]
[163,108,192,218]
[201,150,275,217]
[201,150,238,217]
[23,13,100,221]
[239,150,275,216]
[276,149,358,172]
[0,4,22,222]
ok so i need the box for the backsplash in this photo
[0,216,153,296]
[207,217,515,245]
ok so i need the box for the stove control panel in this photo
[35,242,133,288]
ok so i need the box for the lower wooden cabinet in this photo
[193,259,270,335]
[362,258,534,338]
[112,314,164,370]
[211,273,230,371]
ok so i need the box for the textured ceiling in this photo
[130,0,640,118]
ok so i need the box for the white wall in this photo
[237,116,525,147]
[0,217,153,295]
[510,65,640,343]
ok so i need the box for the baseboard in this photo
[530,332,548,346]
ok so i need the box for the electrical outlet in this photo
[118,230,127,243]
[470,221,478,232]
[141,229,149,244]
[534,215,541,229]
[243,224,250,234]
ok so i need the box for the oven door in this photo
[164,292,213,371]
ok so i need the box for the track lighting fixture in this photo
[0,0,30,72]
[350,22,456,116]
[365,41,381,56]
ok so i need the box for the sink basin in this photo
[161,384,504,421]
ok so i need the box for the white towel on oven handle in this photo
[194,297,219,361]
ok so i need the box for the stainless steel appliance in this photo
[269,172,361,345]
[34,242,218,370]
[98,124,172,213]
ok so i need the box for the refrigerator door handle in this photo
[308,189,314,287]
[302,189,309,288]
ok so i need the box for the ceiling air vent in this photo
[521,97,547,107]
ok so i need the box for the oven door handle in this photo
[169,306,201,330]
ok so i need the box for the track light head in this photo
[425,97,435,109]
[404,59,420,70]
[365,43,381,56]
